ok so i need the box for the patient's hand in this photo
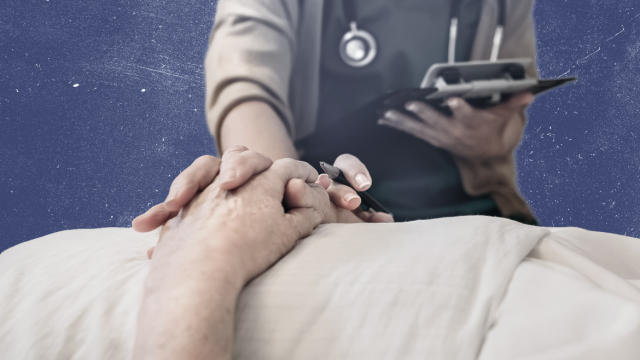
[135,154,348,359]
[152,157,337,282]
[132,145,272,232]
[133,148,386,244]
[137,147,361,258]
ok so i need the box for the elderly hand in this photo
[135,154,357,360]
[132,145,272,233]
[378,93,534,162]
[133,149,392,247]
[137,148,362,259]
[150,155,357,286]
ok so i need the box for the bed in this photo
[1,215,639,359]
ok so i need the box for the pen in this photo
[319,161,391,214]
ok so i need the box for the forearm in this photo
[133,241,244,360]
[220,101,298,160]
[454,155,536,222]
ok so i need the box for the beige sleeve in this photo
[500,0,538,77]
[204,0,299,148]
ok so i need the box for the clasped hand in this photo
[134,147,368,284]
[134,148,392,260]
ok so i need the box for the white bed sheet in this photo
[0,216,638,359]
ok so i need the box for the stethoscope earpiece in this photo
[339,22,377,67]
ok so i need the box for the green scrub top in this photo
[298,0,502,221]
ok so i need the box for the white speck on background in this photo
[72,83,80,88]
[141,88,146,92]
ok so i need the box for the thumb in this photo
[502,92,534,111]
[284,178,334,221]
[334,153,372,191]
[447,97,474,119]
[285,207,323,240]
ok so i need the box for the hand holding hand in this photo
[132,145,272,233]
[135,153,347,360]
[133,149,393,252]
[152,156,333,284]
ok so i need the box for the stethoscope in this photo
[339,0,506,67]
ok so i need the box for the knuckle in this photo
[271,158,297,174]
[221,145,247,161]
[450,124,465,141]
[193,154,219,167]
[414,105,428,117]
[227,144,248,152]
[244,150,272,167]
[180,178,198,192]
[169,174,182,188]
[274,157,297,168]
[230,153,249,168]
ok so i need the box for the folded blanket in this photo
[0,216,638,359]
[480,227,640,360]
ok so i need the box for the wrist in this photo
[145,231,247,297]
[453,154,517,196]
[453,155,536,222]
[136,237,242,360]
[489,185,533,218]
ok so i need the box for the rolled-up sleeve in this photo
[204,0,299,146]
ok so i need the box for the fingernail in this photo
[343,192,359,203]
[447,98,460,108]
[383,110,394,119]
[405,102,417,111]
[355,173,371,189]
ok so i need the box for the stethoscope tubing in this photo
[340,0,506,67]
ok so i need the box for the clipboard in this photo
[366,58,576,117]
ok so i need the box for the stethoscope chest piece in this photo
[340,21,377,67]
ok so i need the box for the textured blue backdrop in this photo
[1,1,640,251]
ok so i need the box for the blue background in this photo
[1,0,639,251]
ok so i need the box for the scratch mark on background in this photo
[577,47,600,64]
[135,65,190,79]
[86,57,205,91]
[556,12,640,76]
[606,25,625,41]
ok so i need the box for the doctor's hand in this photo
[378,93,534,162]
[318,154,394,223]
